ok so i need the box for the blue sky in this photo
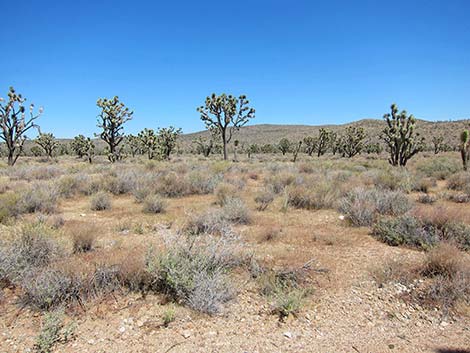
[1,0,469,137]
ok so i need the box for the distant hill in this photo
[179,118,470,148]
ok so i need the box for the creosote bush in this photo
[70,223,97,253]
[90,192,112,211]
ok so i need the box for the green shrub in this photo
[143,195,166,214]
[416,157,461,180]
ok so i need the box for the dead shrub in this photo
[90,192,112,211]
[70,223,97,253]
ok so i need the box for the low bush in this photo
[20,183,59,214]
[214,183,238,206]
[373,213,470,250]
[339,188,412,226]
[143,195,166,214]
[447,172,470,191]
[70,223,97,253]
[148,233,239,314]
[254,189,275,211]
[423,243,464,278]
[221,197,251,224]
[90,192,112,211]
[416,157,461,180]
[0,224,60,286]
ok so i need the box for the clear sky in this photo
[2,0,469,137]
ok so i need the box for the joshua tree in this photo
[96,96,133,162]
[126,134,141,157]
[316,128,332,157]
[35,133,58,158]
[432,135,445,155]
[197,93,255,160]
[247,143,259,158]
[30,146,43,157]
[341,126,366,158]
[138,128,158,159]
[156,126,182,160]
[71,134,87,158]
[0,87,43,165]
[381,104,425,166]
[83,137,95,164]
[303,136,317,156]
[278,138,291,155]
[233,139,240,161]
[461,129,470,171]
[364,143,383,154]
[292,141,302,162]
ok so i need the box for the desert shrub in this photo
[88,264,122,296]
[148,233,238,314]
[57,175,85,199]
[254,188,275,211]
[448,193,470,203]
[214,183,238,206]
[372,168,414,192]
[187,171,221,195]
[259,226,281,242]
[424,268,470,313]
[143,195,166,214]
[447,172,470,191]
[34,310,75,353]
[156,172,189,197]
[90,192,112,211]
[412,177,437,193]
[423,243,464,278]
[0,224,60,286]
[417,194,437,204]
[182,210,228,236]
[339,188,412,226]
[105,170,138,195]
[416,157,461,180]
[20,183,59,214]
[371,260,414,287]
[70,223,97,253]
[264,172,297,194]
[372,215,438,249]
[287,185,316,210]
[373,214,470,250]
[221,197,251,224]
[21,267,82,310]
[10,165,63,181]
[258,268,308,319]
[0,192,22,223]
[162,306,176,327]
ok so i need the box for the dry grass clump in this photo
[417,194,437,204]
[9,165,63,181]
[186,170,221,195]
[254,188,275,211]
[143,195,166,214]
[156,172,188,197]
[90,192,112,211]
[69,223,97,253]
[422,243,465,278]
[104,169,138,195]
[372,168,414,192]
[257,267,310,319]
[264,172,297,194]
[339,188,412,226]
[214,182,238,206]
[447,172,470,191]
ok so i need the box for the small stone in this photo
[182,330,191,339]
[88,339,95,345]
[283,331,292,339]
[119,326,126,333]
[339,215,345,220]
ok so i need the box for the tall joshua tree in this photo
[341,126,366,158]
[197,93,255,160]
[316,128,332,157]
[156,126,182,160]
[461,129,470,171]
[381,104,425,166]
[96,96,133,162]
[0,87,43,166]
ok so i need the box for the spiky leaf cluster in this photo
[278,138,291,155]
[138,128,158,159]
[340,126,366,158]
[156,126,182,160]
[381,104,425,166]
